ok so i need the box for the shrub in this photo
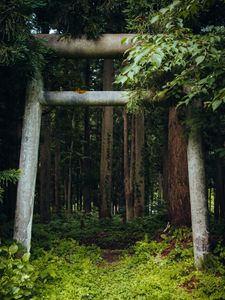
[0,244,38,299]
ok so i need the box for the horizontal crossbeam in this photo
[35,34,136,58]
[41,91,129,106]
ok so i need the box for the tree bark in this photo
[215,157,225,220]
[83,107,91,213]
[14,72,43,252]
[67,110,75,214]
[99,59,114,218]
[187,102,209,269]
[64,178,67,209]
[130,115,135,217]
[215,158,222,220]
[39,110,51,223]
[123,109,133,221]
[134,111,145,217]
[54,109,62,214]
[167,107,191,225]
[83,61,91,214]
[54,137,61,214]
[222,165,225,219]
[162,131,169,212]
[67,148,73,214]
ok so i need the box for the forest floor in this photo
[1,214,225,299]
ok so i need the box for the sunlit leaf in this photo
[9,244,18,255]
[150,15,159,24]
[121,37,128,45]
[195,55,205,65]
[212,100,222,111]
[22,253,30,262]
[151,53,162,67]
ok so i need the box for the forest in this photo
[1,0,225,299]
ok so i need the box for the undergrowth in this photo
[30,213,167,251]
[1,216,225,299]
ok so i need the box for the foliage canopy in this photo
[117,0,225,111]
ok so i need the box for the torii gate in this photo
[13,34,136,252]
[13,33,208,269]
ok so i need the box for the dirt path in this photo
[97,249,124,267]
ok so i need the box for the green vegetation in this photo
[1,0,225,298]
[1,217,225,299]
[31,213,166,250]
[117,0,225,111]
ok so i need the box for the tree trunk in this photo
[99,59,114,218]
[167,107,191,225]
[222,165,225,219]
[14,72,43,252]
[67,110,75,214]
[123,109,133,221]
[39,110,51,223]
[134,111,145,217]
[64,178,67,208]
[54,137,61,214]
[215,158,223,220]
[162,136,169,212]
[83,107,91,213]
[53,109,62,214]
[83,61,91,214]
[187,102,209,269]
[130,115,135,217]
[67,145,73,214]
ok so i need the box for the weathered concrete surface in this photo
[41,91,129,106]
[14,73,43,252]
[187,102,209,269]
[35,34,136,58]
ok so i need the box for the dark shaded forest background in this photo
[1,0,225,249]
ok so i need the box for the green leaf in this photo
[49,270,57,278]
[122,64,135,75]
[132,65,141,74]
[151,53,162,67]
[115,75,127,85]
[150,15,159,24]
[9,244,18,255]
[171,0,181,8]
[160,234,167,240]
[168,0,180,11]
[195,55,205,65]
[121,37,128,45]
[22,252,30,262]
[12,287,20,295]
[127,71,134,80]
[212,100,222,111]
[134,48,150,64]
[155,89,169,101]
[160,7,169,14]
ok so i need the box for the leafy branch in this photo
[116,26,225,110]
